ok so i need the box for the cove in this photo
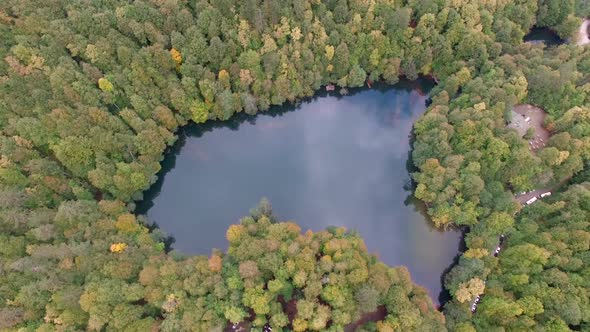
[137,80,462,304]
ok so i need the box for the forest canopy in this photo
[0,0,589,330]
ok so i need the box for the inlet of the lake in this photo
[137,80,462,305]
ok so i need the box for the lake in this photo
[137,80,463,304]
[524,27,563,46]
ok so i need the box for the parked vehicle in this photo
[540,192,551,198]
[525,197,538,205]
[493,246,501,256]
[471,295,482,312]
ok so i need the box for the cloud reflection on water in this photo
[140,85,461,304]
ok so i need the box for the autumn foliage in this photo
[0,0,589,330]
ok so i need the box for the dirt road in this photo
[577,19,590,46]
[515,188,552,204]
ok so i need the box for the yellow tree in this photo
[325,45,335,61]
[109,243,127,253]
[98,78,113,92]
[455,277,485,303]
[238,20,251,48]
[226,224,246,243]
[291,26,302,41]
[170,48,182,69]
[218,69,230,89]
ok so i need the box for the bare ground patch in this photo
[512,104,550,152]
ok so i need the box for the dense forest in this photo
[0,0,589,330]
[458,183,590,331]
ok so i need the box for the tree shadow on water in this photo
[137,78,434,214]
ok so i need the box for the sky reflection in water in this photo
[138,83,462,303]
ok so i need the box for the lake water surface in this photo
[137,80,462,304]
[524,27,563,46]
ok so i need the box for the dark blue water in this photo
[137,80,462,303]
[524,27,563,46]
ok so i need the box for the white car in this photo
[540,192,551,198]
[525,197,538,205]
[494,247,501,256]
